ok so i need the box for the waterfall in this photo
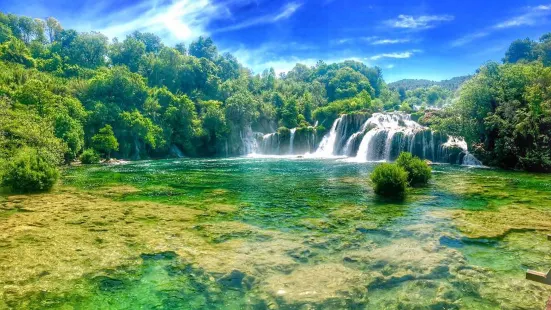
[289,128,297,155]
[462,153,483,166]
[240,127,260,155]
[352,112,482,165]
[355,113,421,162]
[247,111,482,166]
[315,116,343,156]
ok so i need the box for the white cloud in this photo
[451,31,490,47]
[332,36,378,45]
[494,5,551,29]
[215,2,303,33]
[62,0,302,45]
[371,38,410,45]
[451,5,551,47]
[370,50,421,60]
[386,64,395,69]
[79,0,224,44]
[224,42,366,74]
[387,14,454,29]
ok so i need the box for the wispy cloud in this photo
[332,36,378,45]
[386,14,454,30]
[61,0,302,45]
[494,4,551,28]
[371,38,410,45]
[451,4,551,47]
[66,0,227,44]
[370,50,421,60]
[225,41,366,74]
[451,31,490,47]
[386,64,395,69]
[215,2,302,33]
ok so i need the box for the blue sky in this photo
[1,0,550,82]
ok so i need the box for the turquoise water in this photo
[3,158,551,309]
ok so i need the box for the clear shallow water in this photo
[2,158,551,309]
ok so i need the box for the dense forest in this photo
[0,12,550,191]
[389,76,471,91]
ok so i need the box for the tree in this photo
[398,87,407,102]
[280,98,299,128]
[302,92,314,123]
[45,17,62,43]
[189,36,217,61]
[328,67,374,101]
[162,94,197,154]
[130,31,163,54]
[503,38,537,64]
[0,24,12,44]
[110,37,146,72]
[0,38,35,67]
[60,31,108,68]
[538,33,551,67]
[175,42,187,55]
[92,125,119,158]
[224,91,258,127]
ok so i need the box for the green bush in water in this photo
[396,152,432,186]
[80,149,101,164]
[370,163,409,197]
[1,148,59,192]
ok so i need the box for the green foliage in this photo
[518,149,551,173]
[80,148,100,164]
[313,90,372,127]
[396,152,432,186]
[0,23,12,44]
[503,38,538,64]
[0,38,35,67]
[280,98,299,128]
[370,163,409,197]
[389,76,471,91]
[1,147,59,192]
[92,125,119,158]
[448,61,551,170]
[0,97,66,165]
[328,67,374,101]
[399,102,412,113]
[110,37,146,72]
[189,36,217,61]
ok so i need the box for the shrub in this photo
[92,125,119,159]
[1,148,59,192]
[80,149,101,164]
[518,149,551,172]
[370,163,409,197]
[396,152,432,185]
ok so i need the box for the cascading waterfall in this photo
[289,128,297,155]
[352,112,480,165]
[315,116,343,156]
[249,111,482,166]
[255,127,317,156]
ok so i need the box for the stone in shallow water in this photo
[95,276,126,292]
[140,251,178,260]
[216,269,253,290]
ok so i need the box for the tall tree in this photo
[189,36,217,61]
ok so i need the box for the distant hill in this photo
[389,76,472,91]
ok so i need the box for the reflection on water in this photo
[2,158,551,309]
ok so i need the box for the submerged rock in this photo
[216,270,254,289]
